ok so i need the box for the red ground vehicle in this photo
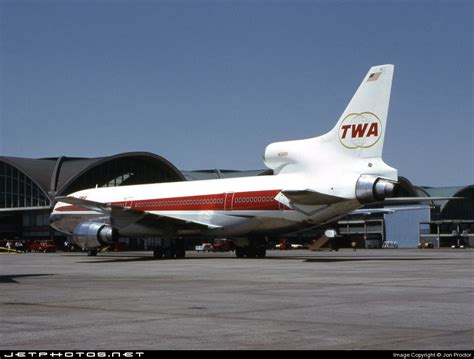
[275,239,292,250]
[28,240,57,253]
[212,239,232,252]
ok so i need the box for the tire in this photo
[87,249,97,256]
[153,248,163,259]
[175,248,186,259]
[235,247,245,258]
[256,246,267,258]
[175,240,186,259]
[164,248,174,259]
[246,246,257,258]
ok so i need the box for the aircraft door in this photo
[224,192,235,211]
[124,197,134,209]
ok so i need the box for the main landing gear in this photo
[235,238,267,258]
[153,238,186,260]
[87,249,98,256]
[235,245,266,258]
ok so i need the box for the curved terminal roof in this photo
[53,152,185,196]
[0,152,185,207]
[416,185,474,219]
[182,169,271,181]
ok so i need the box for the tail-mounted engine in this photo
[72,222,118,249]
[356,175,396,204]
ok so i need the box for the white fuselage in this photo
[50,173,361,238]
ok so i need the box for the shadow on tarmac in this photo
[76,255,235,263]
[72,253,448,264]
[0,274,55,284]
[303,257,444,263]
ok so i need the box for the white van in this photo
[382,241,399,249]
[195,243,213,252]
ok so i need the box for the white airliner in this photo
[50,64,447,258]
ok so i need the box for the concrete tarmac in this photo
[1,249,473,350]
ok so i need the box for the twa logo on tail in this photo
[338,112,381,149]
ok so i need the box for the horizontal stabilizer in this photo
[282,190,346,205]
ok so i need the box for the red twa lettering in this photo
[351,123,368,138]
[340,121,379,140]
[366,122,378,137]
[341,125,351,139]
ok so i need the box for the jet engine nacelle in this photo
[72,222,118,249]
[355,175,396,204]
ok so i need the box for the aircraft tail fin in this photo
[263,65,396,177]
[329,64,394,159]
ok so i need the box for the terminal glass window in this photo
[0,162,50,209]
[63,156,183,195]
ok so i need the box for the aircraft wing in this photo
[352,197,463,215]
[279,191,461,207]
[351,205,431,215]
[376,197,462,205]
[281,190,346,205]
[55,196,222,229]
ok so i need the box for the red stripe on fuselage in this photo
[56,205,91,212]
[56,190,285,212]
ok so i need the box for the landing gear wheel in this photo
[246,246,257,258]
[153,248,163,259]
[175,240,186,259]
[235,247,245,258]
[164,248,175,259]
[175,248,186,259]
[256,246,267,258]
[87,249,98,256]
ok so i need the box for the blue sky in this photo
[1,0,472,186]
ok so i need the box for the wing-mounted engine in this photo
[72,222,118,249]
[355,175,396,204]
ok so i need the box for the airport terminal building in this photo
[0,152,472,248]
